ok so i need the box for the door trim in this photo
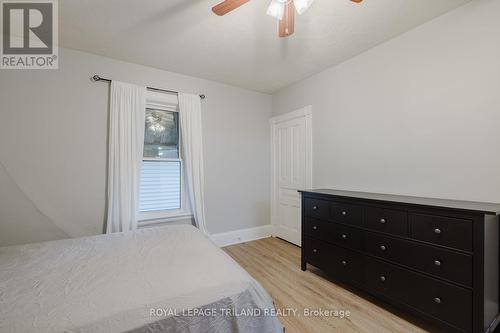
[270,106,313,244]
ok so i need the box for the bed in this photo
[0,225,283,333]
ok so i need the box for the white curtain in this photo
[106,81,146,233]
[179,93,209,235]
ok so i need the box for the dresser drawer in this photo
[304,236,364,284]
[365,206,408,236]
[304,198,330,219]
[304,218,364,251]
[366,232,472,287]
[331,202,363,226]
[304,218,334,242]
[410,214,473,251]
[366,258,472,332]
[333,223,365,252]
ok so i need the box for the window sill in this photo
[138,212,193,228]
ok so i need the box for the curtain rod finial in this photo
[200,94,206,100]
[91,75,101,82]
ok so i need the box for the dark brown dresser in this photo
[300,189,500,333]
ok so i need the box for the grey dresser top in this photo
[299,189,500,215]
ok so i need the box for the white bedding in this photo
[0,225,283,333]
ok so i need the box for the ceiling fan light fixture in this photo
[293,0,315,15]
[213,0,361,38]
[266,0,286,20]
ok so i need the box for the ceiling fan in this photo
[212,0,364,38]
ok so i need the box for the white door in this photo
[271,107,312,246]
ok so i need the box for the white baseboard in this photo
[211,225,273,247]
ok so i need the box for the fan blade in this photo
[212,0,251,16]
[351,0,363,3]
[279,1,295,37]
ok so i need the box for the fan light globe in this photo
[266,0,286,20]
[294,0,315,15]
[266,0,315,20]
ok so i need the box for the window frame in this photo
[137,92,192,225]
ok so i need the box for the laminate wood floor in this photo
[224,237,443,333]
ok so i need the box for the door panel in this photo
[271,108,312,246]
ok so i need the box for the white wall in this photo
[0,48,272,246]
[0,162,68,245]
[272,0,500,203]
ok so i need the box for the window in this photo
[138,92,190,223]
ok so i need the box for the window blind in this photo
[139,160,181,212]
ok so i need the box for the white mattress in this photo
[0,225,283,333]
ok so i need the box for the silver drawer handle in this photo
[341,260,348,266]
[312,206,318,210]
[380,276,386,282]
[434,297,441,304]
[434,260,442,267]
[434,228,442,235]
[380,218,386,224]
[380,245,387,251]
[312,249,318,253]
[312,226,318,230]
[341,234,348,240]
[342,211,347,216]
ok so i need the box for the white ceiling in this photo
[60,0,469,93]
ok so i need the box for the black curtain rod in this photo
[91,75,206,100]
